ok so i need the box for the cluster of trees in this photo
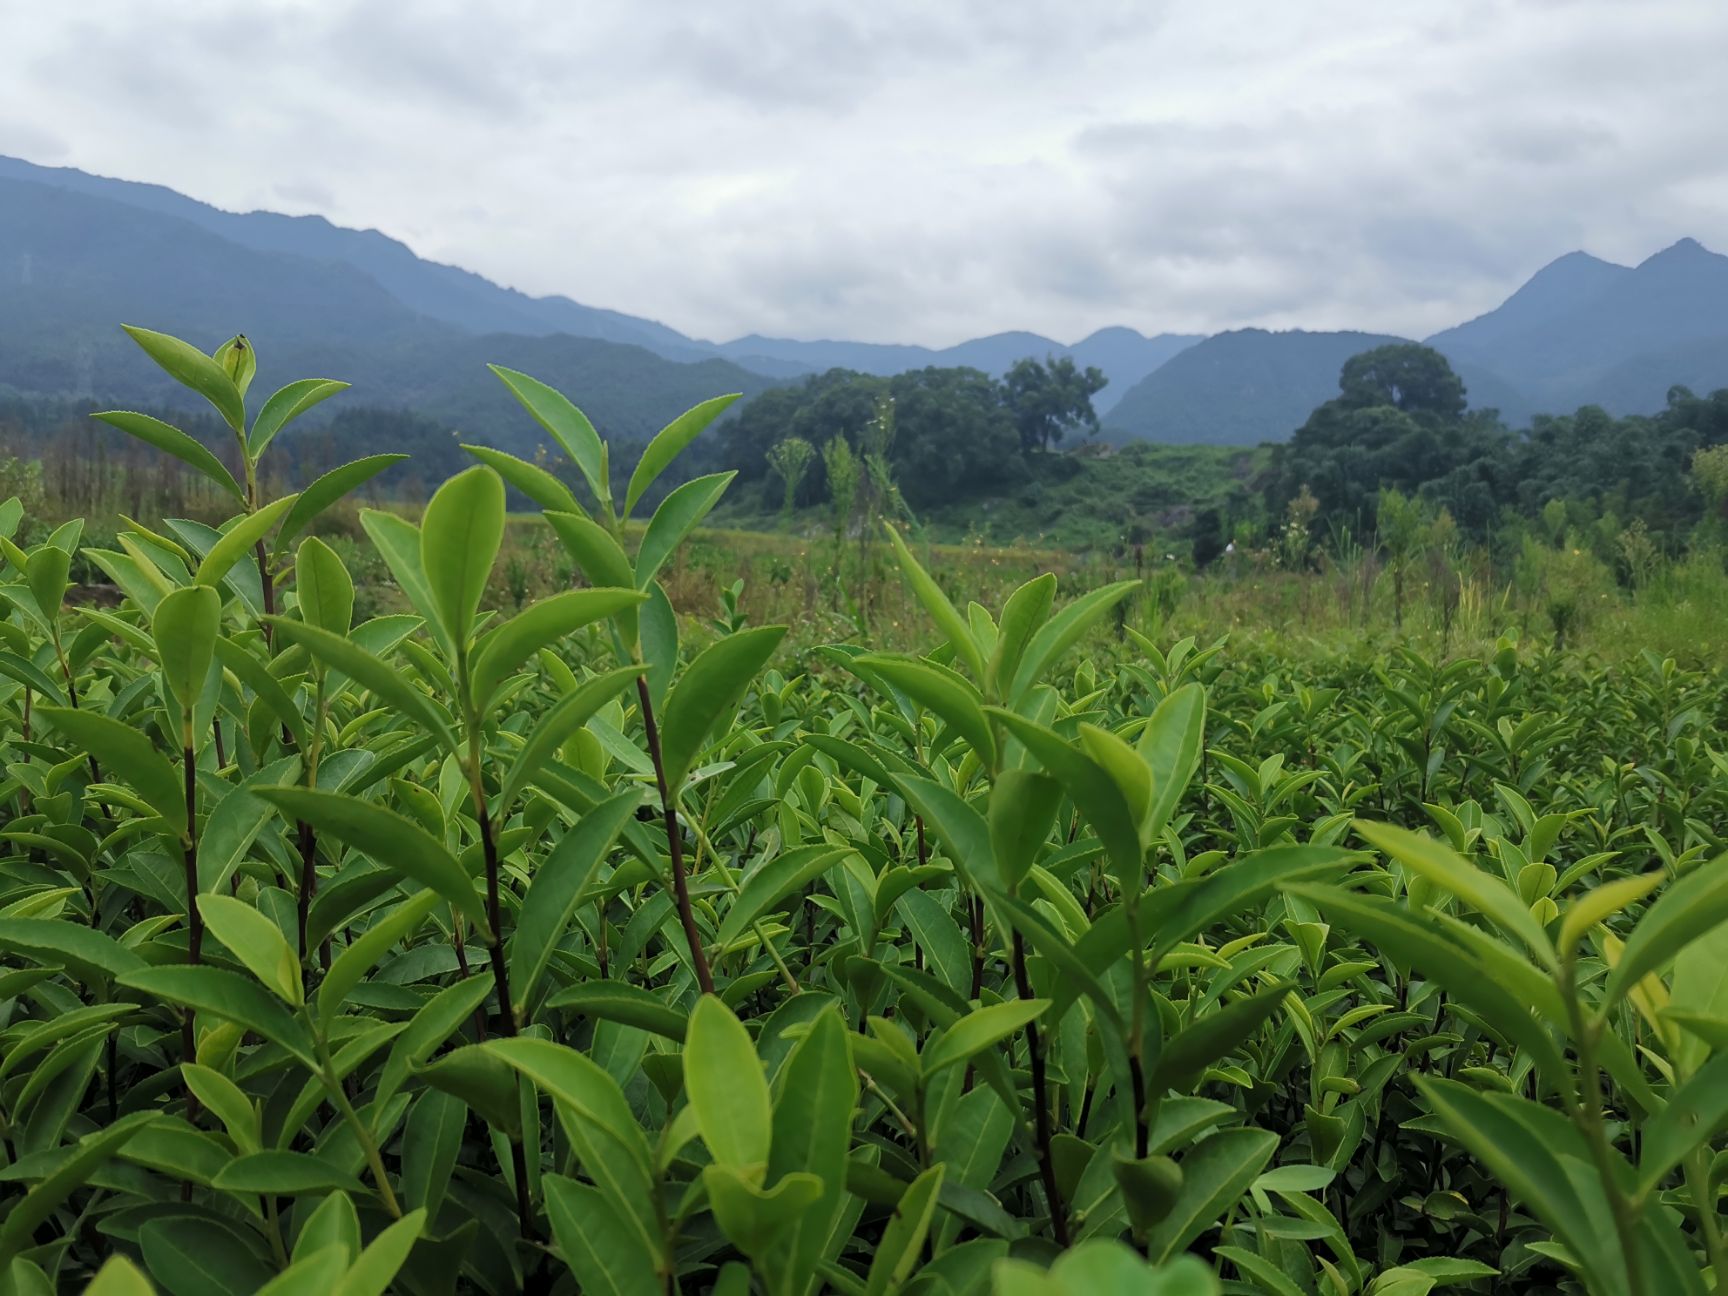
[717,357,1106,509]
[1260,343,1728,559]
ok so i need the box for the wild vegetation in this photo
[1,327,1727,1296]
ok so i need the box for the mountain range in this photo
[3,152,1726,450]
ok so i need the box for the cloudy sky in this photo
[4,0,1725,346]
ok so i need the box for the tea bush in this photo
[1,328,1727,1296]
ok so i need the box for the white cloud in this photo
[1,0,1723,345]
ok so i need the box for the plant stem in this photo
[465,741,538,1250]
[320,1047,401,1219]
[967,894,985,1001]
[181,743,202,1079]
[1563,961,1645,1296]
[1683,1144,1728,1286]
[57,645,104,786]
[243,461,277,649]
[473,794,518,1038]
[1012,928,1069,1245]
[1123,888,1151,1161]
[297,679,326,973]
[636,676,715,995]
[263,1193,289,1266]
[688,817,800,994]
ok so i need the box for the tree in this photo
[1188,507,1227,569]
[1338,343,1466,418]
[718,368,887,482]
[1004,357,1107,453]
[887,366,1023,507]
[1375,487,1430,631]
[1267,345,1496,533]
[823,435,859,547]
[765,436,815,531]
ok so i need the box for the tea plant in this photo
[0,326,1725,1296]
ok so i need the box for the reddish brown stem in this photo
[636,677,715,996]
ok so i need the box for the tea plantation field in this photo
[2,330,1726,1295]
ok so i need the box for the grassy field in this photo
[712,441,1267,549]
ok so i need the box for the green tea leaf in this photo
[512,791,640,1015]
[153,584,221,721]
[1141,1127,1278,1265]
[296,536,355,636]
[0,1110,159,1266]
[331,1208,426,1296]
[251,786,488,934]
[1007,580,1139,702]
[1637,1048,1728,1196]
[318,890,442,1031]
[0,917,146,982]
[865,1163,945,1296]
[470,588,645,708]
[634,471,735,589]
[924,999,1050,1076]
[626,394,742,518]
[266,616,457,754]
[543,981,689,1042]
[715,846,852,950]
[498,665,645,810]
[489,365,608,507]
[989,769,1062,892]
[658,625,787,793]
[686,995,772,1170]
[197,894,301,1006]
[195,494,299,589]
[543,1176,663,1296]
[36,705,186,834]
[1355,821,1556,969]
[420,464,505,649]
[91,410,245,502]
[82,1258,159,1296]
[120,324,245,431]
[1415,1076,1619,1280]
[1138,683,1207,843]
[276,456,407,552]
[1148,983,1293,1095]
[860,655,997,770]
[1607,849,1728,1008]
[461,443,582,514]
[989,708,1143,898]
[24,544,70,627]
[118,965,317,1067]
[249,378,348,458]
[212,1150,364,1194]
[883,523,985,683]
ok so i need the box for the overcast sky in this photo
[4,0,1726,346]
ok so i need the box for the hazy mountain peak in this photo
[1636,235,1721,270]
[1631,236,1728,276]
[1426,246,1629,361]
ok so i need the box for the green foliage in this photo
[718,363,1075,510]
[3,323,1728,1296]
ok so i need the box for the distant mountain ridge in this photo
[713,328,1199,412]
[1431,237,1728,412]
[0,172,777,452]
[0,154,1196,410]
[3,151,1726,449]
[1105,238,1728,443]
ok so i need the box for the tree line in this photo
[1252,342,1728,561]
[714,357,1107,509]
